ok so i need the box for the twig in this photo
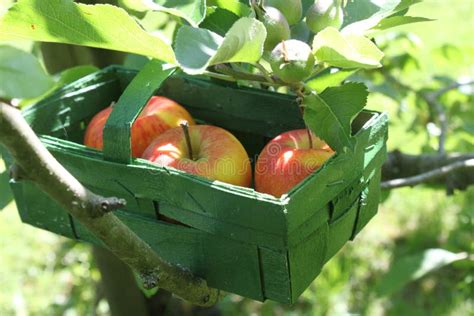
[431,80,474,99]
[381,158,474,189]
[252,62,274,83]
[422,91,448,154]
[214,64,301,89]
[424,80,474,154]
[0,97,16,108]
[382,73,473,155]
[203,71,237,83]
[0,102,219,306]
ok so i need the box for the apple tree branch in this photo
[382,151,474,192]
[0,101,219,307]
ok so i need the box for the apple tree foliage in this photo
[0,0,428,153]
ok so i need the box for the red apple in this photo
[142,125,252,187]
[255,129,334,197]
[84,96,195,158]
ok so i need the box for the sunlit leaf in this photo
[366,16,433,36]
[303,83,368,152]
[206,0,251,17]
[200,7,240,36]
[306,68,357,93]
[19,65,99,107]
[119,0,206,27]
[312,27,384,69]
[175,17,266,74]
[342,0,424,35]
[0,45,53,99]
[0,0,176,64]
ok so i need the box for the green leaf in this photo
[206,0,251,17]
[0,45,53,99]
[200,7,240,36]
[306,68,357,93]
[55,65,99,86]
[119,0,206,27]
[312,27,384,69]
[367,16,433,36]
[303,83,368,152]
[375,249,468,297]
[18,65,99,107]
[175,17,266,74]
[0,0,176,64]
[342,0,424,35]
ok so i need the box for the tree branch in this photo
[422,91,448,154]
[214,64,303,90]
[0,102,219,306]
[382,73,473,155]
[381,158,474,189]
[431,80,474,99]
[382,150,474,192]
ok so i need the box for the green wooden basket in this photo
[2,62,388,304]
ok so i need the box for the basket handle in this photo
[102,59,176,164]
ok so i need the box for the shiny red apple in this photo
[84,96,195,158]
[255,129,334,197]
[142,125,252,187]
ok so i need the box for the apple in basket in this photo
[84,96,195,157]
[142,123,252,188]
[255,129,334,198]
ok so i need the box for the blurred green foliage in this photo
[0,0,473,315]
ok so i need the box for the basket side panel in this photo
[12,182,76,239]
[352,170,382,238]
[42,139,287,247]
[324,201,359,263]
[287,153,384,301]
[72,210,264,301]
[286,112,388,234]
[288,223,329,302]
[159,76,304,138]
[22,72,121,142]
[258,247,291,303]
[9,182,29,222]
[203,234,263,301]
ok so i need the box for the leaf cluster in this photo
[0,0,428,152]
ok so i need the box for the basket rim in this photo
[23,65,387,205]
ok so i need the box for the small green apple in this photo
[269,40,315,83]
[259,6,291,51]
[305,0,344,34]
[265,0,303,25]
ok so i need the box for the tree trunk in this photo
[93,246,149,316]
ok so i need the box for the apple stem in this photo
[180,122,195,161]
[306,127,314,149]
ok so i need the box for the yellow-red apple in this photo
[255,129,334,197]
[84,96,195,158]
[142,125,252,187]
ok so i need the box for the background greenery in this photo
[1,0,473,315]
